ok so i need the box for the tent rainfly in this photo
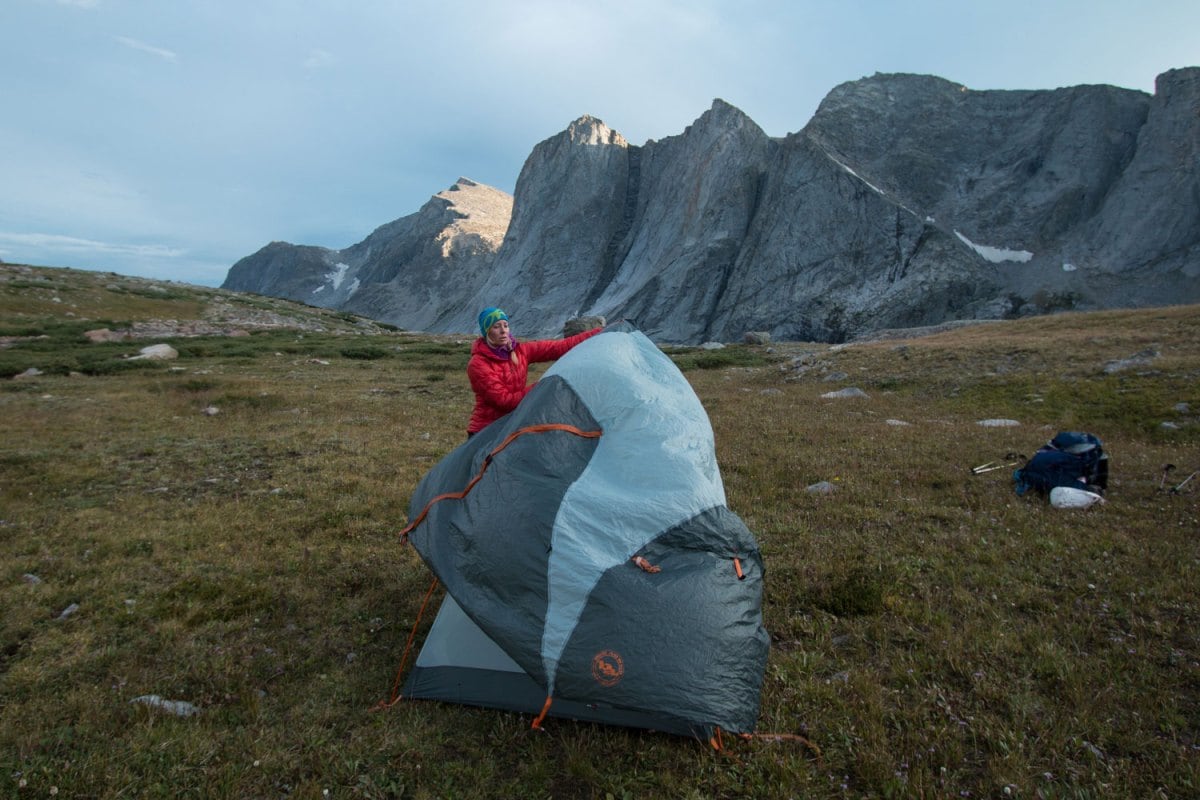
[398,324,769,743]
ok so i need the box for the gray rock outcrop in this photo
[222,68,1200,343]
[577,101,776,343]
[1079,68,1200,299]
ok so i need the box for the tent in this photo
[399,324,769,742]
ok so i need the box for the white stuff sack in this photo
[1049,486,1106,509]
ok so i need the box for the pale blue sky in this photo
[1,0,1196,286]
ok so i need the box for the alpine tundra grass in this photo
[1,264,1197,799]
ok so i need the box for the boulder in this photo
[131,344,179,361]
[821,387,869,399]
[563,315,606,337]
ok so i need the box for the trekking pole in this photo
[1158,463,1176,491]
[971,453,1023,475]
[1172,469,1198,494]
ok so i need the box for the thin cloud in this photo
[0,232,184,259]
[304,49,335,70]
[114,35,178,63]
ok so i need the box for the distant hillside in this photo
[0,262,397,343]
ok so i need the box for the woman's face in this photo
[486,319,510,347]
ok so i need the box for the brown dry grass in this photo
[1,264,1197,798]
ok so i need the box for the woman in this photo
[466,307,602,436]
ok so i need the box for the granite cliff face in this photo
[439,115,634,335]
[1079,68,1200,297]
[223,68,1200,343]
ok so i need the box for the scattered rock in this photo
[742,331,771,345]
[699,342,725,350]
[202,406,220,416]
[1103,347,1159,374]
[13,367,43,380]
[57,603,80,619]
[22,573,42,585]
[1160,421,1181,430]
[885,419,912,426]
[1174,402,1190,414]
[821,387,869,399]
[823,371,849,382]
[1,334,49,350]
[84,328,131,343]
[807,481,836,495]
[130,695,201,717]
[977,418,1020,427]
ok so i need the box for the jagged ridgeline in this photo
[222,68,1200,344]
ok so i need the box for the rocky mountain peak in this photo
[1155,66,1200,99]
[686,98,764,138]
[566,114,628,147]
[432,178,513,245]
[815,72,968,117]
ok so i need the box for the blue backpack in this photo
[1013,432,1109,497]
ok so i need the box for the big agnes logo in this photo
[590,650,624,687]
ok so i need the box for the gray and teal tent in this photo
[399,324,768,742]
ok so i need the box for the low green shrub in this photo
[672,346,770,371]
[340,345,390,360]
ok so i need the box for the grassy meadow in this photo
[1,263,1197,799]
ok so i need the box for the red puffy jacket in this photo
[466,328,602,434]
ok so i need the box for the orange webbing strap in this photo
[733,557,744,580]
[737,731,824,761]
[371,575,441,711]
[631,555,661,573]
[708,726,824,759]
[530,696,553,730]
[398,423,603,542]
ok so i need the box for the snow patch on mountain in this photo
[954,231,1033,263]
[309,262,350,297]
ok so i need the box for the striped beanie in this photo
[478,307,508,337]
